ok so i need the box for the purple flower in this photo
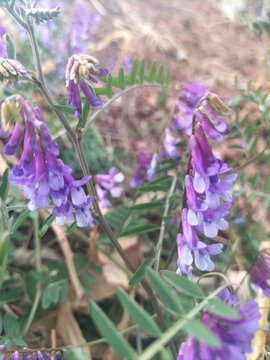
[146,153,158,182]
[161,128,180,161]
[1,96,94,228]
[0,24,7,58]
[178,288,260,360]
[176,208,223,275]
[65,54,108,118]
[250,252,270,297]
[95,167,124,208]
[130,146,152,188]
[171,82,207,133]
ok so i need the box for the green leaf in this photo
[3,314,18,336]
[5,34,16,60]
[106,74,113,98]
[12,337,27,347]
[204,299,240,319]
[81,99,90,127]
[146,268,182,315]
[0,168,9,201]
[90,302,135,359]
[156,65,164,84]
[104,206,129,230]
[38,214,55,238]
[139,58,145,83]
[0,337,11,349]
[130,59,138,85]
[148,61,156,82]
[120,224,159,237]
[129,258,154,286]
[0,200,10,289]
[0,289,23,307]
[165,67,170,85]
[65,221,77,237]
[94,87,108,95]
[183,318,220,347]
[252,172,260,189]
[162,215,173,223]
[118,67,125,90]
[50,105,74,115]
[81,270,97,284]
[131,201,163,210]
[65,347,89,360]
[139,184,168,192]
[264,175,270,193]
[10,209,30,235]
[0,315,2,335]
[118,288,161,337]
[161,271,205,298]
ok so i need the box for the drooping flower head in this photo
[0,95,94,228]
[95,167,125,208]
[65,54,108,118]
[178,288,261,360]
[0,58,30,87]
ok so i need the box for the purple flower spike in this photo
[178,288,260,360]
[250,252,270,297]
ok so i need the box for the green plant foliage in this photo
[183,318,220,347]
[161,271,205,298]
[146,268,182,315]
[90,302,136,359]
[117,288,161,337]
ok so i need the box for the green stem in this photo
[21,212,42,336]
[154,174,177,272]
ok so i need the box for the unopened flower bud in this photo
[1,96,23,132]
[204,92,232,115]
[0,58,30,87]
[26,6,61,25]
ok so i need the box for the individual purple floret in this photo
[160,128,180,161]
[171,82,207,133]
[65,54,108,118]
[250,251,270,297]
[95,167,125,208]
[176,208,223,275]
[0,58,30,87]
[0,95,94,228]
[177,288,260,360]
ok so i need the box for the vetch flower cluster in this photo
[0,95,94,227]
[95,167,125,208]
[177,93,237,275]
[177,288,260,360]
[65,54,108,118]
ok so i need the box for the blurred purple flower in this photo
[171,82,207,133]
[250,252,270,297]
[95,167,125,208]
[161,128,180,161]
[130,146,157,188]
[0,23,7,58]
[178,288,260,360]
